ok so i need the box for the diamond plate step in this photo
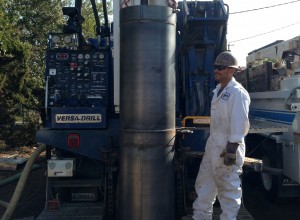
[36,202,104,220]
[185,205,254,220]
[213,206,254,220]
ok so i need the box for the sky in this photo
[224,0,300,66]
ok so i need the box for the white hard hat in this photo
[214,51,239,69]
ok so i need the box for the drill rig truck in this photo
[235,35,300,201]
[1,0,259,220]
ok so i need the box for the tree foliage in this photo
[0,0,31,146]
[0,0,68,147]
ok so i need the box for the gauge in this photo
[52,35,60,43]
[84,54,90,59]
[78,54,84,59]
[49,162,56,169]
[64,35,72,44]
[99,53,105,59]
[65,162,72,169]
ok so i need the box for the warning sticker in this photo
[56,114,102,123]
[193,117,211,124]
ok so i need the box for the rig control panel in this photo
[44,33,111,129]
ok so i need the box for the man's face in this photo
[214,65,234,85]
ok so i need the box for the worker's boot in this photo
[181,216,195,220]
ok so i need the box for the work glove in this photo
[220,142,239,166]
[220,150,236,166]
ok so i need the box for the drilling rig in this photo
[4,1,235,220]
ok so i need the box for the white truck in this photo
[236,35,300,200]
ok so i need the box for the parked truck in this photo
[235,35,300,201]
[1,0,264,220]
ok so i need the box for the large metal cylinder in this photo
[119,5,176,220]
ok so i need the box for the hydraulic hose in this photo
[102,0,109,36]
[0,201,8,209]
[0,164,40,187]
[183,0,190,16]
[91,0,101,36]
[1,144,46,220]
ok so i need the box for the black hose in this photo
[102,0,110,37]
[75,0,82,13]
[90,0,101,36]
[74,0,86,47]
[0,164,40,187]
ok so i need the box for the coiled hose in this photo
[1,144,46,220]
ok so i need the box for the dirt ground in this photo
[1,146,300,220]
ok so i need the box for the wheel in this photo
[260,151,280,202]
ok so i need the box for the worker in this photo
[182,51,251,220]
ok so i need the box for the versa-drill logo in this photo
[56,114,102,123]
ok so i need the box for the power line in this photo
[229,21,300,43]
[230,0,300,14]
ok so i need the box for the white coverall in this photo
[192,77,250,220]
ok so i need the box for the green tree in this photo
[0,0,68,147]
[0,0,31,141]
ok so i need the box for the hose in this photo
[91,0,101,36]
[183,0,190,16]
[1,144,46,220]
[0,201,8,209]
[0,164,40,187]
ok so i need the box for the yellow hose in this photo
[1,144,46,220]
